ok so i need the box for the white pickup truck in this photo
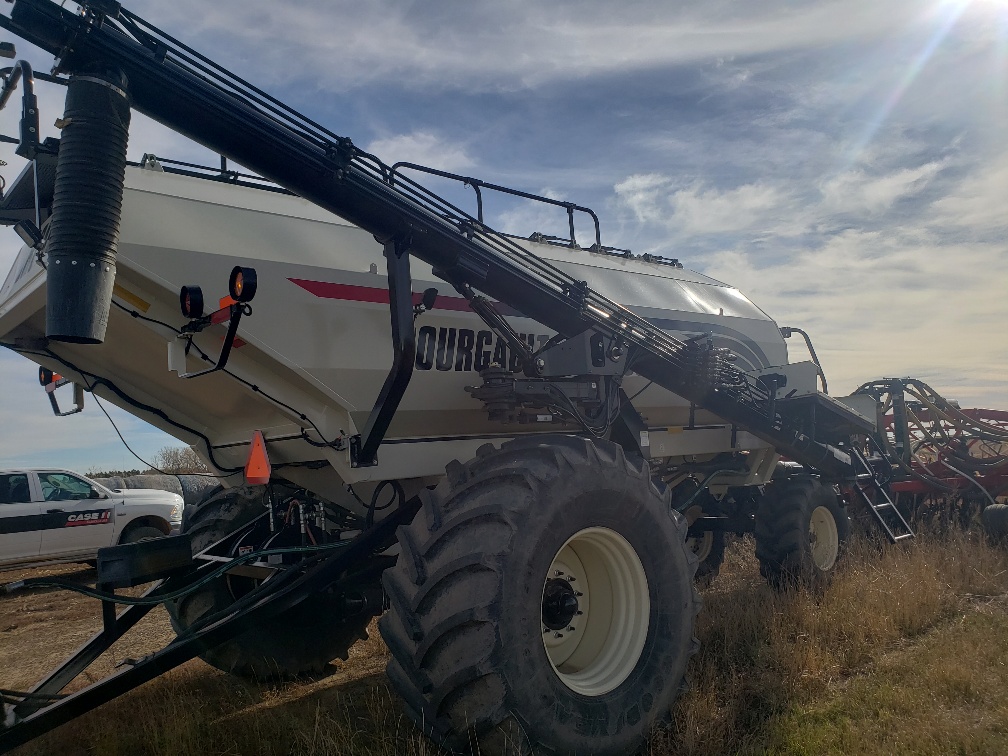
[0,469,183,569]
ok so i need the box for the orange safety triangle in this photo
[245,430,272,486]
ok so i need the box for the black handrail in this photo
[389,160,603,250]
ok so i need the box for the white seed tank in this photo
[0,162,788,501]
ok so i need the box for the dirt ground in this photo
[0,563,177,693]
[0,562,399,755]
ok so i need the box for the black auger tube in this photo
[45,69,130,344]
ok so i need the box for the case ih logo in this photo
[65,510,111,527]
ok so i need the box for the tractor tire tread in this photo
[379,435,701,755]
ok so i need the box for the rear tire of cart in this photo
[755,476,850,588]
[119,524,165,544]
[165,485,379,678]
[682,493,727,587]
[981,502,1008,541]
[380,435,701,755]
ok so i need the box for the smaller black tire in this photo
[683,498,726,586]
[119,524,165,544]
[166,485,379,679]
[981,503,1008,541]
[755,477,850,588]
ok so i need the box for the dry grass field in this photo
[3,528,1008,755]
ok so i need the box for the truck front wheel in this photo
[380,435,701,755]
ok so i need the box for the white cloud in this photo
[123,0,936,92]
[614,174,672,225]
[819,161,944,215]
[615,176,798,238]
[364,131,474,174]
[669,182,788,235]
[930,149,1008,232]
[702,230,1008,408]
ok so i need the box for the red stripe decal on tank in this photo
[288,278,519,314]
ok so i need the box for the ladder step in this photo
[851,446,915,543]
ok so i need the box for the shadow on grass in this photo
[12,658,442,756]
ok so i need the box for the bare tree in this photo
[150,445,210,474]
[86,467,143,478]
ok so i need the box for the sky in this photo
[0,0,1006,471]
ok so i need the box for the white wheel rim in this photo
[541,527,650,696]
[809,505,839,570]
[684,504,713,562]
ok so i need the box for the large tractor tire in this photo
[380,436,701,755]
[755,476,850,588]
[166,486,379,679]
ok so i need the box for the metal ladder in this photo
[849,447,915,544]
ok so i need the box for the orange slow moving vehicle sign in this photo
[245,430,271,485]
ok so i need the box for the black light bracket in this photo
[168,267,256,379]
[13,218,42,248]
[169,301,251,379]
[350,235,416,468]
[0,58,40,160]
[40,369,84,416]
[412,286,437,321]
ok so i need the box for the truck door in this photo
[38,472,116,559]
[0,472,42,564]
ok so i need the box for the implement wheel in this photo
[982,503,1008,541]
[755,476,850,588]
[682,494,726,587]
[165,486,379,679]
[380,436,700,755]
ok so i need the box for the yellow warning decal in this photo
[112,284,150,313]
